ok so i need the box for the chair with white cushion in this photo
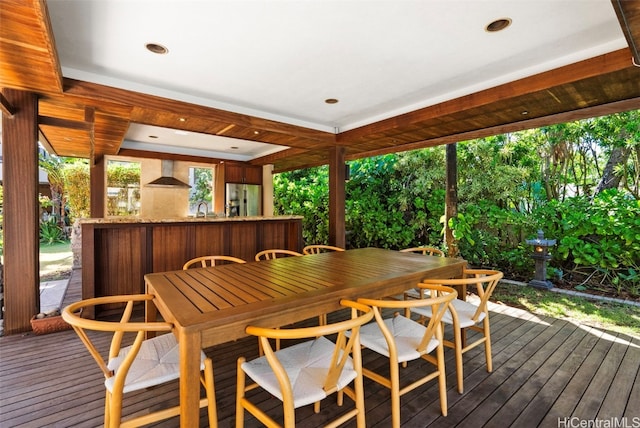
[356,285,457,428]
[183,255,246,269]
[399,246,445,257]
[302,244,345,255]
[411,268,503,393]
[255,249,303,261]
[236,300,374,428]
[62,294,216,428]
[399,246,446,300]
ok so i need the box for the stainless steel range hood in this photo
[145,160,191,188]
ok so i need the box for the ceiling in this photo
[1,0,640,172]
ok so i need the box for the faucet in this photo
[196,201,208,218]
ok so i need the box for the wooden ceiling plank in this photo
[0,0,63,93]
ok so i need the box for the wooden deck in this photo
[1,270,639,427]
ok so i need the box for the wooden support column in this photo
[445,143,459,258]
[2,89,40,334]
[89,157,105,217]
[85,107,105,218]
[328,147,346,248]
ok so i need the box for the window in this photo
[106,160,141,216]
[188,167,214,216]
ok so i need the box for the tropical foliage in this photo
[274,110,640,298]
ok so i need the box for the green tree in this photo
[39,155,67,226]
[63,160,90,219]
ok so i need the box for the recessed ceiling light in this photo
[149,135,159,139]
[145,43,169,54]
[178,117,186,122]
[230,146,239,150]
[521,110,529,115]
[485,18,512,33]
[325,98,339,104]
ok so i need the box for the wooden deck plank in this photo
[573,332,631,420]
[483,321,591,426]
[597,335,640,420]
[508,324,601,427]
[1,274,638,428]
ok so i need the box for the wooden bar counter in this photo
[80,216,303,310]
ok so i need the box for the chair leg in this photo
[436,342,448,416]
[389,361,401,428]
[349,338,367,428]
[104,392,111,428]
[202,358,217,428]
[108,389,123,428]
[484,317,493,372]
[454,326,464,394]
[235,358,246,428]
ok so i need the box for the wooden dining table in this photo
[144,247,467,427]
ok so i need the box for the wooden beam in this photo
[63,78,335,143]
[38,115,92,131]
[339,49,634,142]
[117,148,225,164]
[0,91,15,117]
[611,0,640,66]
[346,96,640,161]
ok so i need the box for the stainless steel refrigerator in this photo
[225,183,262,217]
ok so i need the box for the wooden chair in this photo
[399,246,445,257]
[302,244,345,255]
[236,300,374,428]
[411,269,504,393]
[356,285,457,428]
[61,294,216,428]
[399,246,446,300]
[301,244,347,325]
[255,249,303,261]
[182,255,247,269]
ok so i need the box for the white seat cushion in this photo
[106,333,206,393]
[241,336,356,409]
[356,315,439,363]
[412,299,485,328]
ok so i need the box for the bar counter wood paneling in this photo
[81,216,303,315]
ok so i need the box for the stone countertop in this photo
[78,215,303,224]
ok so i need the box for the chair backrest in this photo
[302,244,345,255]
[61,294,174,381]
[245,300,374,396]
[421,269,503,321]
[182,255,247,269]
[357,285,457,354]
[399,246,445,257]
[255,249,303,261]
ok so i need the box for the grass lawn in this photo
[39,241,73,280]
[492,282,640,338]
